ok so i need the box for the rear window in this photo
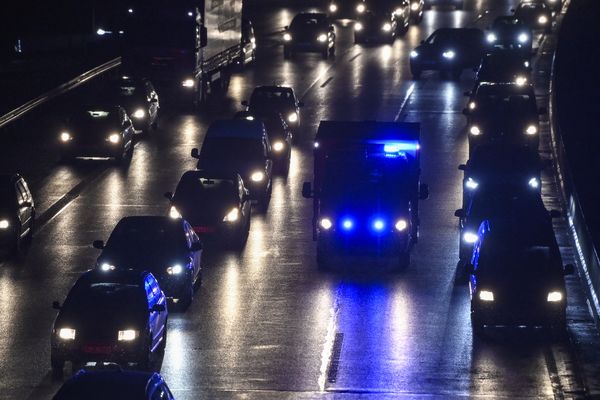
[291,14,327,28]
[175,176,236,201]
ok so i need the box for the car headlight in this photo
[547,291,563,302]
[538,15,548,24]
[100,263,115,271]
[468,101,476,110]
[528,177,540,189]
[107,133,121,144]
[486,33,497,43]
[479,290,494,302]
[60,132,72,142]
[318,34,328,42]
[58,328,76,340]
[442,50,455,59]
[410,50,418,58]
[223,207,240,222]
[463,231,478,244]
[394,219,408,232]
[283,33,292,41]
[469,125,481,136]
[354,22,363,31]
[320,217,333,230]
[0,219,10,229]
[356,3,365,13]
[169,206,182,219]
[288,112,298,123]
[167,264,183,275]
[518,32,529,43]
[465,177,479,190]
[329,3,338,12]
[272,141,285,152]
[118,329,139,341]
[132,109,145,119]
[410,2,419,11]
[182,79,195,88]
[515,76,528,86]
[394,7,404,15]
[251,171,265,182]
[525,125,538,135]
[382,23,392,32]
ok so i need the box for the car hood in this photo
[56,306,146,341]
[97,248,188,275]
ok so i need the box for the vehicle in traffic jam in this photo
[410,28,485,79]
[353,2,409,44]
[242,85,304,130]
[50,269,168,375]
[475,50,531,87]
[0,173,35,255]
[166,170,252,246]
[424,0,464,10]
[109,75,159,134]
[458,143,543,209]
[234,111,293,174]
[303,121,428,270]
[468,218,574,334]
[544,0,562,12]
[512,1,553,33]
[192,119,273,206]
[455,188,559,265]
[92,216,202,306]
[463,82,544,154]
[58,106,135,163]
[239,18,257,67]
[486,16,533,55]
[408,0,424,23]
[328,0,366,18]
[53,367,175,399]
[283,13,336,59]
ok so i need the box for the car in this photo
[512,1,553,33]
[409,28,485,79]
[92,216,202,306]
[468,218,574,334]
[166,170,252,245]
[353,2,409,44]
[424,0,463,10]
[475,50,531,86]
[50,269,168,375]
[242,85,304,130]
[543,0,562,12]
[192,119,273,206]
[408,0,424,23]
[0,173,35,255]
[455,188,559,264]
[486,16,533,55]
[109,75,159,134]
[458,143,543,209]
[53,368,174,399]
[283,13,336,59]
[463,83,545,154]
[328,0,367,18]
[234,111,293,173]
[58,106,135,163]
[239,18,257,66]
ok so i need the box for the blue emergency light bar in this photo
[382,141,420,153]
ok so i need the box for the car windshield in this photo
[105,219,188,253]
[66,282,145,311]
[478,245,558,275]
[69,111,119,132]
[290,14,327,30]
[468,192,544,220]
[494,18,522,27]
[174,176,237,209]
[475,89,536,113]
[199,138,265,163]
[250,89,294,107]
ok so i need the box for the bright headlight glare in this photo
[395,7,404,15]
[118,329,139,341]
[410,50,418,58]
[465,177,479,190]
[283,33,292,41]
[182,79,195,88]
[169,206,182,219]
[223,207,240,222]
[314,141,320,148]
[486,33,497,43]
[329,3,338,12]
[167,264,183,275]
[528,177,540,189]
[518,33,529,43]
[100,263,115,271]
[108,133,120,143]
[463,231,478,244]
[58,328,76,340]
[251,171,264,182]
[469,101,476,110]
[411,2,419,11]
[132,109,145,119]
[526,125,538,135]
[469,125,481,136]
[288,112,298,122]
[318,34,328,42]
[357,3,365,13]
[515,76,527,86]
[60,132,72,142]
[320,218,333,230]
[354,22,363,31]
[547,291,563,302]
[0,219,9,229]
[442,50,455,59]
[394,219,408,231]
[382,23,392,32]
[479,290,494,302]
[538,15,548,24]
[272,141,285,152]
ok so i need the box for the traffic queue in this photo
[0,0,571,397]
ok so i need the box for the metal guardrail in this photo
[0,57,121,129]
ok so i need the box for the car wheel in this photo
[180,280,194,310]
[51,356,64,377]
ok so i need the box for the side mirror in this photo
[564,263,575,275]
[164,192,173,200]
[92,240,105,250]
[298,101,305,107]
[190,242,203,252]
[455,209,465,218]
[538,107,548,115]
[302,182,313,198]
[419,183,429,200]
[200,26,208,47]
[151,303,166,312]
[549,209,561,218]
[458,164,466,171]
[241,100,248,106]
[52,301,61,310]
[191,148,200,159]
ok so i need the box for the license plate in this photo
[83,345,112,354]
[193,226,215,233]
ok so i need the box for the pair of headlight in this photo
[57,328,138,342]
[468,124,537,136]
[478,290,563,302]
[60,132,120,143]
[353,21,390,31]
[167,264,183,275]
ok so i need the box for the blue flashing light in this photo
[382,141,420,153]
[373,219,385,232]
[342,218,354,230]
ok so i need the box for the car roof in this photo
[253,85,293,93]
[482,217,556,245]
[115,215,185,230]
[54,369,160,399]
[470,144,540,164]
[77,268,149,286]
[181,169,239,182]
[475,82,534,95]
[205,119,267,140]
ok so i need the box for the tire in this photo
[51,356,64,377]
[180,280,194,310]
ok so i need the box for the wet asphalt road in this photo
[0,0,599,399]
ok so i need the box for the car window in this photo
[15,182,27,205]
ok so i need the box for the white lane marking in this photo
[394,82,417,122]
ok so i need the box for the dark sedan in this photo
[110,75,159,134]
[486,16,533,55]
[0,173,35,255]
[93,216,202,306]
[475,50,531,86]
[51,270,168,375]
[242,85,304,130]
[354,5,407,44]
[283,13,336,59]
[513,1,553,33]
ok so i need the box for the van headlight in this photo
[223,207,240,222]
[518,33,529,43]
[479,290,494,302]
[169,206,182,219]
[251,171,264,182]
[442,50,455,59]
[283,33,292,41]
[58,328,76,340]
[547,291,563,302]
[100,263,115,271]
[515,76,528,86]
[107,133,121,144]
[354,22,363,31]
[329,3,338,12]
[118,329,139,341]
[132,109,145,119]
[486,33,497,43]
[410,50,418,58]
[0,219,10,229]
[528,177,540,189]
[356,3,365,13]
[469,125,481,136]
[182,79,195,88]
[60,132,72,142]
[167,264,183,275]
